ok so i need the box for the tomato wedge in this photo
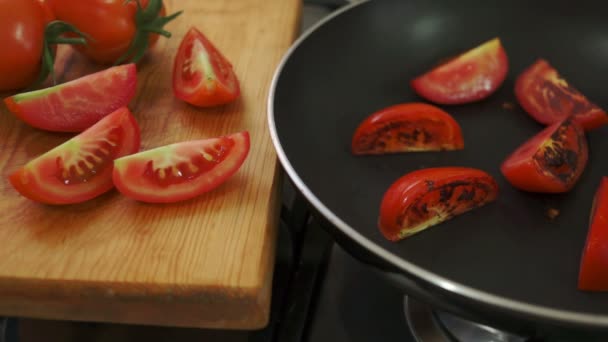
[411,38,509,105]
[379,167,498,241]
[173,27,240,107]
[515,59,608,131]
[4,63,137,132]
[500,117,588,193]
[112,131,250,203]
[351,103,463,155]
[9,107,141,205]
[579,177,608,291]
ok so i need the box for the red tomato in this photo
[112,131,250,203]
[515,59,608,131]
[0,0,54,91]
[379,167,498,241]
[500,117,588,193]
[48,0,181,64]
[9,107,141,205]
[579,177,608,291]
[4,64,137,132]
[351,103,464,155]
[36,0,55,25]
[173,27,240,107]
[411,38,509,105]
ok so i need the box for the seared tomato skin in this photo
[0,0,54,91]
[8,107,141,205]
[515,59,608,131]
[379,167,498,241]
[173,27,240,107]
[500,117,588,193]
[4,64,137,132]
[113,131,250,203]
[351,103,464,155]
[411,38,509,105]
[579,177,608,291]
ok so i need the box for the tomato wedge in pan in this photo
[411,38,509,105]
[173,27,240,107]
[578,177,608,291]
[4,63,137,132]
[500,117,588,193]
[9,107,141,205]
[515,59,608,131]
[351,103,464,155]
[112,131,250,203]
[379,167,499,241]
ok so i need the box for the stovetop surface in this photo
[305,239,416,342]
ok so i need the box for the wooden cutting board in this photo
[0,0,300,329]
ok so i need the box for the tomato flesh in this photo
[515,59,608,131]
[351,103,463,155]
[500,118,588,193]
[411,38,509,105]
[4,64,137,132]
[113,131,250,203]
[379,167,499,241]
[9,107,141,205]
[173,27,240,107]
[579,177,608,291]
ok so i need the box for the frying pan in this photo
[269,0,608,338]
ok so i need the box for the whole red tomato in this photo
[0,0,54,91]
[48,0,181,65]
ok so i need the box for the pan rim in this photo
[267,0,608,328]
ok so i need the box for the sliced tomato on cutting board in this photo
[173,27,240,107]
[113,131,250,203]
[4,63,137,132]
[9,107,141,205]
[351,103,464,155]
[411,38,509,105]
[379,167,499,241]
[500,117,588,193]
[579,177,608,291]
[515,59,608,131]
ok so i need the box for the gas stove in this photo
[271,201,530,342]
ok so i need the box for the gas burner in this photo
[404,296,526,342]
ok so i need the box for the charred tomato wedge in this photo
[351,103,464,155]
[578,177,608,291]
[4,64,137,132]
[112,131,250,203]
[173,27,240,107]
[9,107,141,205]
[411,38,509,105]
[515,59,608,131]
[379,167,499,241]
[500,117,588,193]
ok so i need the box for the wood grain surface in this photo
[0,0,300,329]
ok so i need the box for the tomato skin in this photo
[351,103,463,155]
[0,0,52,91]
[379,167,498,241]
[500,117,588,193]
[579,177,608,291]
[4,64,137,132]
[48,0,168,64]
[113,131,250,203]
[173,27,240,107]
[411,38,509,105]
[8,107,141,205]
[515,59,608,131]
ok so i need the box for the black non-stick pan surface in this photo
[269,0,608,331]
